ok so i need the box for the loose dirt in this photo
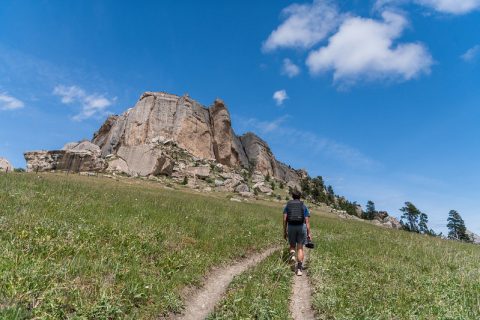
[290,250,316,320]
[174,246,280,320]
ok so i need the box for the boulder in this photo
[383,216,402,229]
[185,165,211,178]
[0,157,13,173]
[234,184,250,193]
[257,185,273,194]
[106,157,129,174]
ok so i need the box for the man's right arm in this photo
[283,213,288,240]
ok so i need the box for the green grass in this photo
[2,173,480,319]
[308,215,480,320]
[0,173,284,319]
[208,249,292,320]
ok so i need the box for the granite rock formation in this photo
[24,91,306,186]
[25,141,105,173]
[0,157,13,173]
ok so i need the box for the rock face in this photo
[0,157,13,173]
[24,91,305,186]
[25,141,105,173]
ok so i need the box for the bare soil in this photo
[290,250,316,320]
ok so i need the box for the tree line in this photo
[299,175,474,243]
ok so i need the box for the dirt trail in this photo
[290,250,316,320]
[174,246,280,320]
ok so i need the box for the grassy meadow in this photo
[0,173,284,319]
[307,214,480,319]
[1,172,479,319]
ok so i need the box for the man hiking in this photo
[283,189,312,276]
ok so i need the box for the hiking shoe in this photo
[296,267,303,276]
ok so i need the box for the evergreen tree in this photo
[327,185,334,196]
[418,212,430,234]
[365,200,376,220]
[447,210,471,242]
[399,202,422,233]
[300,178,311,196]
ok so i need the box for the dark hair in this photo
[291,189,301,200]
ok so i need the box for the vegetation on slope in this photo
[0,173,283,319]
[308,214,480,319]
[1,173,479,319]
[208,249,292,320]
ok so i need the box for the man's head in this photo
[291,189,301,200]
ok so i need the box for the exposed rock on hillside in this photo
[24,91,305,187]
[0,157,13,173]
[25,141,105,173]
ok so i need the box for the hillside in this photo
[1,173,479,319]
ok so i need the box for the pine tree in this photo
[447,210,471,242]
[399,202,422,233]
[365,200,376,220]
[418,212,429,234]
[300,177,311,196]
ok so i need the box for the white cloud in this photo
[0,92,24,110]
[461,45,480,62]
[417,0,480,14]
[273,89,288,106]
[282,58,301,78]
[53,85,85,104]
[306,11,433,84]
[263,0,341,51]
[53,85,115,121]
[376,0,480,14]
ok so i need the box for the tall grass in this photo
[0,173,284,319]
[308,215,480,319]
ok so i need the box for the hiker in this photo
[283,189,311,276]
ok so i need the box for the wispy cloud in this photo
[282,58,301,78]
[376,0,480,14]
[234,115,378,169]
[237,115,290,133]
[273,89,289,106]
[53,85,115,121]
[306,11,433,85]
[262,0,341,51]
[461,45,480,62]
[0,92,24,110]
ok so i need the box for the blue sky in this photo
[1,0,479,234]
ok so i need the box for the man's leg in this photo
[289,243,296,262]
[297,244,304,263]
[288,225,297,262]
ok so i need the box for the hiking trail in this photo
[290,250,316,320]
[173,246,280,320]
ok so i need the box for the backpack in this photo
[286,200,305,225]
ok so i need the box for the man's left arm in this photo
[304,206,312,240]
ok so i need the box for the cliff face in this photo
[25,91,306,184]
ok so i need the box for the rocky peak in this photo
[25,91,306,187]
[0,157,13,173]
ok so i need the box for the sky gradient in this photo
[1,0,479,234]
